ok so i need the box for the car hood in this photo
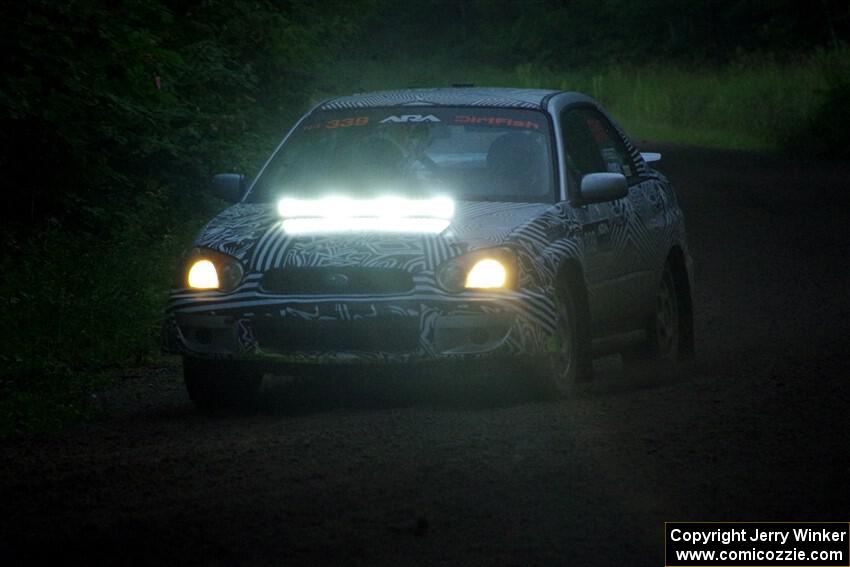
[193,201,553,272]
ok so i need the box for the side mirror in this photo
[212,173,247,203]
[579,173,628,204]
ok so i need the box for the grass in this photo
[0,371,111,438]
[0,184,219,437]
[314,46,850,154]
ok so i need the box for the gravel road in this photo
[2,144,848,566]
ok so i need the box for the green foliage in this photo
[0,371,110,438]
[0,0,372,229]
[317,46,850,153]
[0,0,375,434]
[0,183,215,436]
[777,48,850,158]
[357,0,850,67]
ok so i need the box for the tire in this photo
[183,356,263,414]
[537,282,593,398]
[622,263,680,369]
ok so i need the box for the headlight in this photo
[181,248,244,292]
[187,260,218,289]
[465,259,507,288]
[436,247,517,292]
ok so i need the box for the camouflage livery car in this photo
[163,88,694,411]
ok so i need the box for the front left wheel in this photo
[183,356,263,414]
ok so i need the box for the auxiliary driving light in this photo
[277,195,454,234]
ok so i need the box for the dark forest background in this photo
[1,0,848,433]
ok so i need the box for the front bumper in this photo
[162,289,557,365]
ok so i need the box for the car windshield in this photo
[246,107,555,203]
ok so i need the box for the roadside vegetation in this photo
[1,0,847,436]
[319,47,850,152]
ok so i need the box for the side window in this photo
[561,109,604,184]
[561,107,637,185]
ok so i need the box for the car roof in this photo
[318,87,589,111]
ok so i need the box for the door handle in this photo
[611,202,627,225]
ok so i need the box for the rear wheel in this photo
[623,263,680,368]
[183,356,263,414]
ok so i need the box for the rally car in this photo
[163,87,694,411]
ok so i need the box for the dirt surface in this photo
[2,144,849,566]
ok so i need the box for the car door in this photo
[561,105,660,331]
[579,110,669,321]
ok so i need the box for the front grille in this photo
[261,267,414,295]
[253,317,419,352]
